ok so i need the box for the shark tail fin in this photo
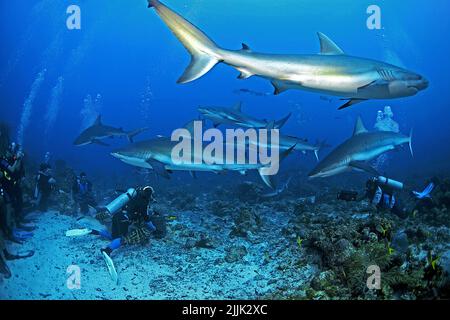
[258,144,296,190]
[127,127,148,143]
[409,128,414,157]
[313,140,330,162]
[149,0,222,83]
[274,112,292,129]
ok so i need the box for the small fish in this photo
[296,236,303,248]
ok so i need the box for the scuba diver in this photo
[0,144,33,243]
[1,173,34,279]
[338,175,435,218]
[66,186,164,283]
[72,172,97,214]
[0,142,26,225]
[35,163,56,212]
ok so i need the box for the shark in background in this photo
[111,122,295,189]
[147,0,428,109]
[308,116,413,178]
[73,115,148,146]
[198,102,291,129]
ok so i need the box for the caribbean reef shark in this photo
[147,0,428,109]
[111,122,295,189]
[251,135,326,162]
[73,115,148,146]
[308,116,413,178]
[198,102,291,129]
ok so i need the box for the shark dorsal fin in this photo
[183,120,196,136]
[317,32,345,55]
[233,101,242,112]
[266,120,275,130]
[241,43,251,52]
[94,115,102,126]
[353,116,368,136]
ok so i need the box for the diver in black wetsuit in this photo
[36,163,56,212]
[0,172,34,279]
[0,143,26,225]
[95,186,159,257]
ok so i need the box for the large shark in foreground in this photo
[147,0,428,109]
[73,115,148,146]
[198,102,291,129]
[308,117,413,178]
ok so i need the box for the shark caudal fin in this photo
[148,0,221,84]
[409,128,414,157]
[127,127,149,143]
[274,112,292,129]
[258,144,296,190]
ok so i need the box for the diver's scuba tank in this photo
[376,176,404,190]
[105,188,137,215]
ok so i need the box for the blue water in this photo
[1,0,449,179]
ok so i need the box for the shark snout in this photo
[412,75,429,91]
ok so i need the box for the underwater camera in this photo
[337,190,358,201]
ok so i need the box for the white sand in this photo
[0,209,313,300]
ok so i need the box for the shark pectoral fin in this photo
[280,144,297,161]
[237,68,254,79]
[317,32,345,55]
[127,127,148,143]
[271,80,301,95]
[239,170,247,175]
[92,139,110,147]
[177,54,219,84]
[274,112,292,129]
[349,161,380,176]
[338,98,368,110]
[146,159,170,179]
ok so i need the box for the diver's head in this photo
[139,185,155,202]
[80,172,87,182]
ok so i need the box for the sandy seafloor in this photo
[0,208,315,300]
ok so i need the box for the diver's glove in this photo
[412,182,435,199]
